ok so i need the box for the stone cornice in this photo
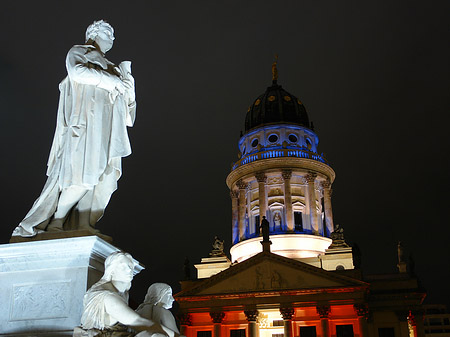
[226,158,335,189]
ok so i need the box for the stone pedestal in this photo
[195,256,232,279]
[0,236,142,336]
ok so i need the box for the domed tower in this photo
[227,61,337,264]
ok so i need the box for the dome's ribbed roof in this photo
[244,81,310,132]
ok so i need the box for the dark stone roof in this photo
[245,81,310,132]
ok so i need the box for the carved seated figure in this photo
[136,283,183,337]
[75,252,174,337]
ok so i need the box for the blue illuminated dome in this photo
[245,81,310,132]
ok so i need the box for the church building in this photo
[175,63,426,337]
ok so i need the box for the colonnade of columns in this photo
[180,305,371,337]
[230,171,334,242]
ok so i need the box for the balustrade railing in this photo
[232,147,327,170]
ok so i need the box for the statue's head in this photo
[102,251,135,283]
[85,20,114,53]
[143,283,174,309]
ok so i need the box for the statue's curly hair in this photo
[85,20,114,42]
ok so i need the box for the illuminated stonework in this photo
[230,234,332,263]
[178,72,426,337]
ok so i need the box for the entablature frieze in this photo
[226,157,335,189]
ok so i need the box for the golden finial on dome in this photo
[272,54,278,84]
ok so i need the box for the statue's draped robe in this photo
[13,44,135,237]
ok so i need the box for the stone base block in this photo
[0,236,142,336]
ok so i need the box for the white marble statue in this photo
[136,283,182,337]
[78,252,173,337]
[12,20,136,237]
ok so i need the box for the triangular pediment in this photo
[178,252,367,297]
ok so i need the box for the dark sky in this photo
[1,1,449,308]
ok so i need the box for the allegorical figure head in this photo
[136,283,181,337]
[142,283,175,309]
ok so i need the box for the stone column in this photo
[317,306,331,337]
[409,311,425,337]
[178,313,192,336]
[280,307,295,337]
[320,180,334,236]
[237,180,248,241]
[282,170,294,232]
[304,173,318,234]
[354,304,369,337]
[230,190,239,244]
[255,172,267,222]
[210,312,225,337]
[244,309,259,337]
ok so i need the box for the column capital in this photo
[280,307,294,320]
[320,179,332,189]
[244,309,259,322]
[303,173,317,184]
[230,190,239,199]
[316,305,331,318]
[237,180,248,190]
[354,304,369,319]
[178,313,192,326]
[255,172,267,183]
[408,310,425,326]
[210,312,225,323]
[281,170,292,181]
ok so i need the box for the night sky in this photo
[1,1,449,309]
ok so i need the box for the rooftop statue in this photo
[77,252,173,337]
[12,20,136,237]
[136,283,183,337]
[209,236,225,257]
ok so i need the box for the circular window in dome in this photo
[284,95,292,102]
[268,95,276,102]
[254,99,261,106]
[251,139,259,147]
[268,134,278,143]
[288,134,298,143]
[297,99,303,105]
